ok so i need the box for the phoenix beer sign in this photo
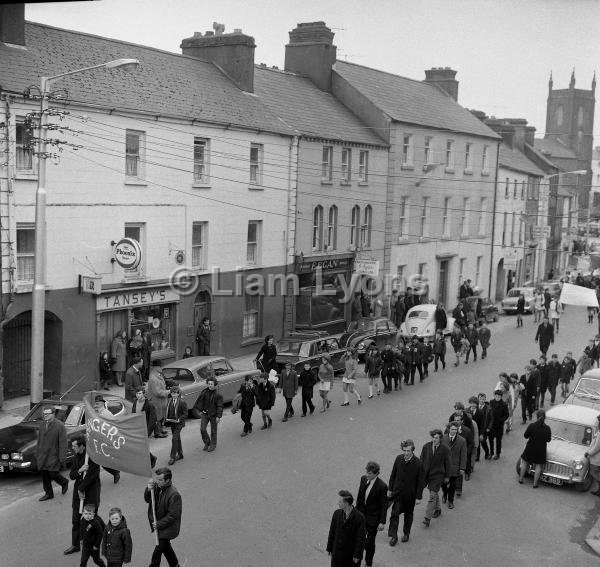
[113,237,142,270]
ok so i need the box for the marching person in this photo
[144,467,182,567]
[164,386,187,465]
[488,389,509,459]
[356,462,388,566]
[380,343,396,393]
[36,406,69,501]
[547,353,561,405]
[318,356,334,412]
[534,316,554,356]
[516,293,525,328]
[193,376,224,452]
[434,303,448,333]
[254,334,277,374]
[110,330,127,387]
[147,360,169,438]
[402,335,423,385]
[518,409,552,488]
[364,346,382,398]
[450,323,464,367]
[65,436,101,556]
[298,362,317,416]
[326,490,366,567]
[280,361,299,421]
[341,349,362,406]
[102,507,132,567]
[433,329,447,371]
[387,440,424,544]
[478,321,491,359]
[471,394,492,461]
[124,356,144,403]
[132,386,158,468]
[255,372,276,429]
[464,322,479,364]
[195,316,211,356]
[441,422,467,509]
[533,289,545,323]
[79,504,106,567]
[560,351,577,398]
[420,429,452,527]
[548,296,560,333]
[422,338,433,378]
[238,375,257,436]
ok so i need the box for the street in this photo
[1,307,599,566]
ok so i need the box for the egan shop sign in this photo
[97,287,180,312]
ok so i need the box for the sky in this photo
[26,0,600,141]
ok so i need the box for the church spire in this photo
[570,68,576,88]
[548,71,553,93]
[593,71,596,94]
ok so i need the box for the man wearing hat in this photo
[36,406,69,501]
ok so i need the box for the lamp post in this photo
[31,58,139,405]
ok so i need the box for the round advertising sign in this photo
[113,238,142,270]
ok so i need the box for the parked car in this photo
[0,395,126,474]
[399,304,455,339]
[515,404,597,491]
[463,296,500,323]
[564,369,600,410]
[501,287,535,314]
[276,333,346,374]
[161,356,260,416]
[339,317,401,360]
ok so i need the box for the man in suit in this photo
[36,406,69,501]
[441,422,467,509]
[534,316,554,355]
[419,429,451,527]
[387,440,424,544]
[327,489,366,567]
[124,356,144,402]
[356,461,388,566]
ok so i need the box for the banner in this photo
[559,283,600,308]
[84,391,152,477]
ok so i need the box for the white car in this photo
[501,287,535,314]
[399,304,455,339]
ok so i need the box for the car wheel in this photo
[574,473,592,492]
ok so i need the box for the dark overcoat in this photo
[144,483,182,540]
[522,419,552,464]
[326,507,366,567]
[356,476,388,527]
[420,441,452,491]
[442,434,467,476]
[388,455,424,501]
[36,418,67,471]
[70,451,101,509]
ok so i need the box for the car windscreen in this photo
[347,320,375,332]
[507,289,521,298]
[24,404,76,424]
[546,418,594,446]
[407,310,429,319]
[162,368,195,382]
[574,378,600,399]
[277,341,304,355]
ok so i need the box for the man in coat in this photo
[478,322,491,359]
[452,302,467,329]
[356,462,388,567]
[64,436,101,555]
[132,386,159,468]
[144,467,183,567]
[193,376,224,452]
[534,316,554,355]
[519,409,552,488]
[470,394,492,460]
[488,389,510,459]
[36,406,69,501]
[387,440,424,544]
[124,356,144,402]
[147,360,170,437]
[419,429,452,526]
[524,361,540,421]
[195,317,211,356]
[327,489,366,567]
[441,422,467,509]
[280,361,298,422]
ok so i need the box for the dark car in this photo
[340,317,401,360]
[275,333,346,374]
[0,396,126,473]
[464,296,500,323]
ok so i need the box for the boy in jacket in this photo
[194,377,224,452]
[280,362,299,421]
[298,362,317,416]
[255,373,276,429]
[464,323,479,364]
[432,330,446,371]
[80,504,106,567]
[102,507,132,567]
[478,322,491,359]
[546,353,561,405]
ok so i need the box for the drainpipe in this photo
[487,141,501,300]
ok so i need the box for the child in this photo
[80,504,106,567]
[478,321,491,359]
[560,351,577,398]
[182,345,193,359]
[318,355,333,412]
[364,346,382,398]
[165,386,187,465]
[102,507,132,567]
[450,323,463,367]
[422,338,433,377]
[432,330,446,371]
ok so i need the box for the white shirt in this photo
[365,477,375,501]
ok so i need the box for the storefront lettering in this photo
[311,259,338,271]
[97,288,176,311]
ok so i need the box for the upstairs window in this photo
[125,130,145,178]
[16,224,35,282]
[312,206,324,251]
[247,221,261,264]
[399,197,409,238]
[341,148,351,183]
[193,138,209,184]
[482,145,489,173]
[322,146,333,181]
[361,205,372,248]
[464,143,473,171]
[358,150,369,182]
[192,222,207,269]
[16,121,33,172]
[250,143,263,185]
[445,140,454,169]
[424,136,432,165]
[402,135,414,166]
[350,205,360,247]
[327,206,338,250]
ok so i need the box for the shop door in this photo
[437,260,449,306]
[193,291,212,332]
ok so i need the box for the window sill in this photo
[15,171,37,181]
[481,170,490,177]
[192,183,211,189]
[444,167,455,174]
[358,181,369,186]
[340,181,351,186]
[463,168,474,176]
[244,263,261,269]
[400,164,414,171]
[321,180,333,186]
[249,184,264,191]
[124,178,148,186]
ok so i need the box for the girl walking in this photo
[364,346,382,398]
[318,356,333,412]
[341,349,362,406]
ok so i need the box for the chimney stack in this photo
[424,67,459,101]
[0,3,25,46]
[181,24,256,93]
[284,22,336,91]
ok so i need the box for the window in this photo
[478,197,487,235]
[396,265,406,289]
[402,134,413,166]
[192,222,207,269]
[513,180,518,199]
[242,293,261,339]
[322,146,333,181]
[445,140,454,169]
[250,143,263,185]
[125,130,144,178]
[16,120,33,171]
[247,221,261,264]
[482,145,489,173]
[193,138,209,184]
[459,258,466,284]
[442,197,451,236]
[419,197,430,237]
[464,143,472,171]
[475,256,482,287]
[418,263,427,276]
[511,212,516,246]
[341,148,351,183]
[350,205,360,247]
[461,197,470,237]
[399,197,408,238]
[312,206,324,251]
[505,177,510,198]
[327,206,338,250]
[424,137,432,165]
[358,150,369,183]
[519,218,524,244]
[124,222,145,276]
[16,223,35,282]
[521,180,526,200]
[361,205,372,248]
[502,212,508,246]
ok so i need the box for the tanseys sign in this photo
[113,237,142,270]
[97,287,180,311]
[83,392,152,477]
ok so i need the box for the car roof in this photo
[162,356,225,370]
[407,304,435,312]
[580,369,600,380]
[546,404,599,426]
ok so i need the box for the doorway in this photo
[438,260,449,307]
[495,259,505,301]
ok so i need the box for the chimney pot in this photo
[423,67,459,101]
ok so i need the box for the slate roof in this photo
[253,66,386,146]
[334,61,500,140]
[534,138,577,160]
[499,144,544,176]
[0,22,292,135]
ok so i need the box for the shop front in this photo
[294,253,354,332]
[97,286,181,365]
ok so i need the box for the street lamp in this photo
[31,58,139,405]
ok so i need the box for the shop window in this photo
[130,304,175,359]
[16,223,35,282]
[242,293,261,339]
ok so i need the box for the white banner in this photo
[559,282,599,308]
